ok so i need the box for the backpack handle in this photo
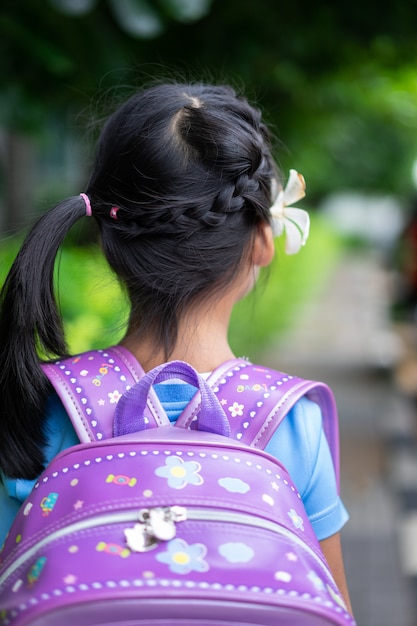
[113,360,231,438]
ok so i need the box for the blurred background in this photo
[2,1,417,623]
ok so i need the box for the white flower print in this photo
[228,402,244,418]
[108,390,122,404]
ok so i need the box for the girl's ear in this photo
[252,222,275,268]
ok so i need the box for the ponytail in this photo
[0,196,87,478]
[0,82,277,479]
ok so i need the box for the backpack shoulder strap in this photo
[42,350,340,488]
[41,345,170,442]
[176,358,340,490]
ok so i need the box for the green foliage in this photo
[0,238,21,284]
[229,213,343,359]
[0,0,407,355]
[0,240,129,353]
[133,0,417,197]
[275,62,417,199]
[0,215,343,357]
[2,0,417,203]
[54,246,129,352]
[0,0,213,131]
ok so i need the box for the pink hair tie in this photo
[110,206,119,220]
[79,193,92,217]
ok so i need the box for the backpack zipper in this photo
[0,507,333,588]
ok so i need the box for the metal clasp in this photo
[124,506,187,553]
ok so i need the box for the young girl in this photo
[0,82,352,612]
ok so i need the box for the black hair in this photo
[0,82,277,479]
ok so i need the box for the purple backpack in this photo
[0,346,355,625]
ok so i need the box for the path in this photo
[259,251,417,626]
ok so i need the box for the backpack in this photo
[0,346,355,626]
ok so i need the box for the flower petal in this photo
[283,219,305,255]
[283,170,306,206]
[285,207,310,245]
[269,170,309,254]
[269,189,285,217]
[270,178,280,202]
[271,216,285,237]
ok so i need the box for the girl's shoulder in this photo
[265,395,329,494]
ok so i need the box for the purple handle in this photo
[113,360,231,438]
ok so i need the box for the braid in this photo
[0,82,278,480]
[84,83,276,357]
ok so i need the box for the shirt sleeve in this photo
[0,394,79,547]
[264,396,349,541]
[0,480,21,548]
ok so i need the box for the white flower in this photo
[108,389,122,404]
[270,169,309,255]
[228,402,244,417]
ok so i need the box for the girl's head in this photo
[0,82,279,478]
[84,83,277,356]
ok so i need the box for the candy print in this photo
[106,473,137,487]
[156,538,208,574]
[96,541,130,558]
[155,456,203,489]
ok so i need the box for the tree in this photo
[0,0,214,231]
[2,0,417,233]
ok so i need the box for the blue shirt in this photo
[0,384,348,546]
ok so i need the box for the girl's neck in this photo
[121,334,235,374]
[121,301,236,373]
[121,263,258,373]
